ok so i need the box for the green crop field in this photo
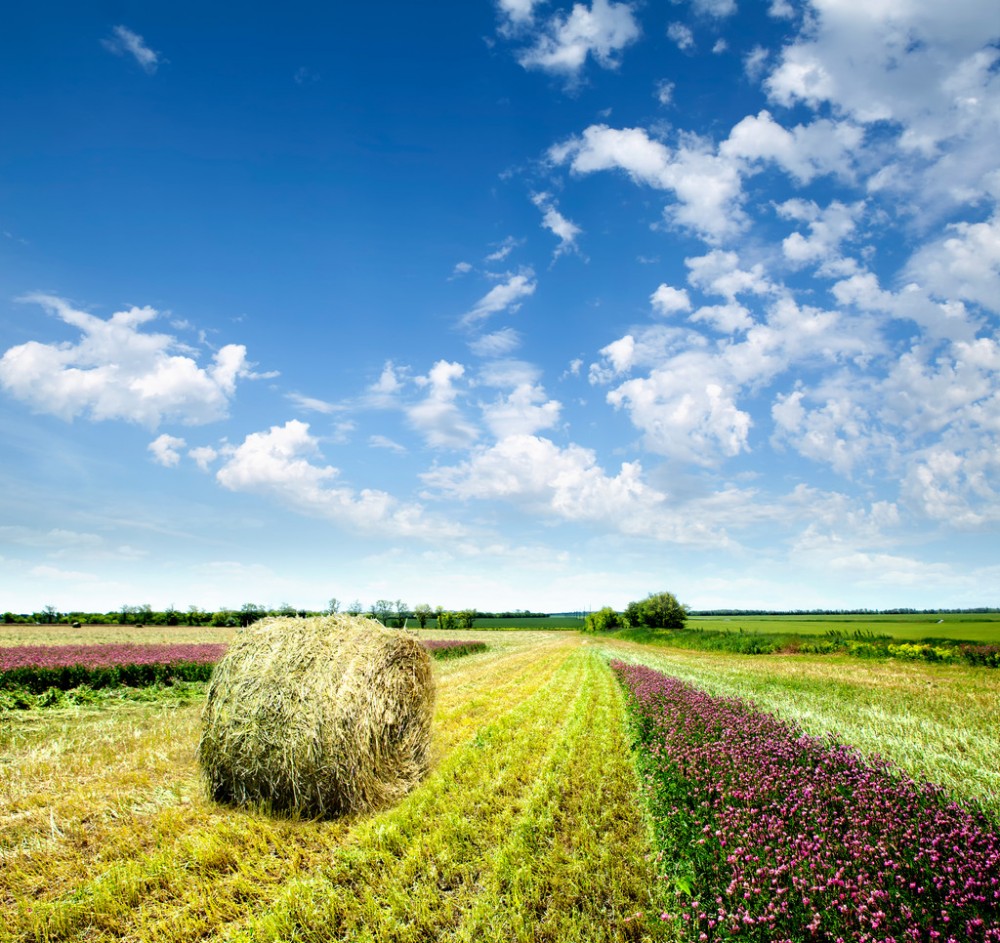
[464,616,585,630]
[688,612,1000,643]
[2,627,998,941]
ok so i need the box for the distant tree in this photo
[394,599,408,627]
[437,610,458,631]
[41,605,59,624]
[434,605,445,628]
[240,603,266,627]
[277,602,296,617]
[623,600,643,627]
[134,604,153,626]
[164,605,180,626]
[325,597,341,616]
[585,607,624,632]
[211,609,237,627]
[631,591,687,630]
[458,609,477,629]
[3,612,14,624]
[187,605,202,626]
[119,604,134,625]
[346,599,362,616]
[413,603,432,629]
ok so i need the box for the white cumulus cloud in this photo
[481,384,562,438]
[148,434,186,467]
[0,294,253,427]
[423,433,742,547]
[905,214,1000,314]
[650,284,692,316]
[776,198,865,272]
[550,124,746,242]
[407,360,480,449]
[518,0,641,79]
[667,22,695,51]
[216,420,454,537]
[764,0,1000,213]
[722,110,862,184]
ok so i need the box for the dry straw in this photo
[198,614,435,818]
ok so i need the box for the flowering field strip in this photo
[1,639,486,696]
[0,643,226,693]
[611,660,1000,942]
[422,639,488,659]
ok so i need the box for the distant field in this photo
[0,623,237,647]
[464,616,585,629]
[688,612,1000,643]
[0,618,585,646]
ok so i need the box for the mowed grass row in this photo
[600,640,1000,823]
[1,634,669,943]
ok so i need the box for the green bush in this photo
[585,606,624,632]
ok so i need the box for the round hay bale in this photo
[197,614,435,818]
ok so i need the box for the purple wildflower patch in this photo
[0,638,485,695]
[611,659,1000,942]
[0,643,226,693]
[422,639,487,659]
[0,643,226,672]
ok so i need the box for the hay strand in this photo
[197,615,435,818]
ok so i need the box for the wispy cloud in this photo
[101,25,162,74]
[485,236,519,262]
[469,328,523,358]
[667,22,694,51]
[496,0,546,32]
[531,192,582,259]
[294,66,320,85]
[369,434,408,454]
[692,0,735,17]
[654,79,674,105]
[216,420,458,537]
[286,392,342,414]
[461,270,536,326]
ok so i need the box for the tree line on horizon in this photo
[2,601,555,629]
[5,599,994,631]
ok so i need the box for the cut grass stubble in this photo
[2,633,668,943]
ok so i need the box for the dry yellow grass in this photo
[1,631,670,943]
[0,623,236,647]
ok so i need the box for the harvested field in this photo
[1,632,668,943]
[3,628,998,942]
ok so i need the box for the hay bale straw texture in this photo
[198,615,435,818]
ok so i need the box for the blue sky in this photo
[1,0,998,614]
